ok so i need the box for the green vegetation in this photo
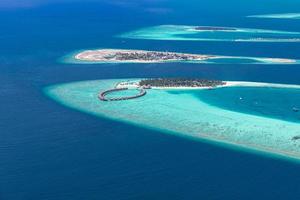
[139,78,225,87]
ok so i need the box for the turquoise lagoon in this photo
[120,25,300,42]
[62,49,300,65]
[248,13,300,19]
[45,79,300,161]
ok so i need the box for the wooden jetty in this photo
[99,87,146,101]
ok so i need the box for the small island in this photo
[120,25,300,43]
[139,78,226,88]
[100,78,226,102]
[75,49,215,63]
[67,48,298,64]
[195,26,237,31]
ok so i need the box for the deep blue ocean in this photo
[1,0,300,199]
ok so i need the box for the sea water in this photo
[2,0,300,199]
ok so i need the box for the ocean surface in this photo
[1,0,300,199]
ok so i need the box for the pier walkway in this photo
[99,87,146,101]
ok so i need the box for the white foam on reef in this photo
[119,25,300,42]
[44,79,300,162]
[248,13,300,19]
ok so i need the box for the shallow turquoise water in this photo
[45,79,300,161]
[120,25,300,42]
[174,87,300,123]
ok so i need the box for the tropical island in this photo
[66,48,298,64]
[120,25,300,43]
[99,78,226,101]
[116,78,226,90]
[139,78,225,88]
[195,26,237,31]
[75,49,215,63]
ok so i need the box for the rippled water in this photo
[2,0,300,199]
